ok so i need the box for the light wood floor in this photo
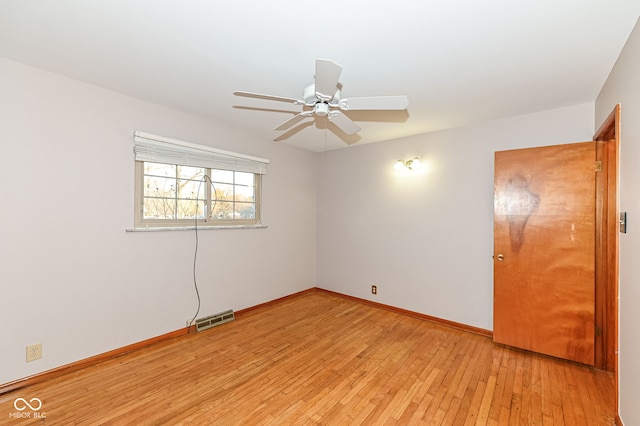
[0,291,615,425]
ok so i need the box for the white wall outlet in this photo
[26,343,42,362]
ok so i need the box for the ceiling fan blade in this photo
[314,59,342,102]
[233,91,303,104]
[273,120,315,142]
[337,95,409,111]
[328,111,361,135]
[274,111,314,131]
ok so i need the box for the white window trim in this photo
[126,224,268,232]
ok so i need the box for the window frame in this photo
[132,132,267,230]
[134,161,262,229]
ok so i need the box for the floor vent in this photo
[195,309,235,332]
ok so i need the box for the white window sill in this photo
[126,224,268,232]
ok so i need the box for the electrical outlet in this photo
[26,343,42,362]
[371,285,378,295]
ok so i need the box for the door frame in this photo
[593,105,619,375]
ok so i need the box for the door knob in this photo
[497,254,505,261]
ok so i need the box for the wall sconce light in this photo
[393,157,421,172]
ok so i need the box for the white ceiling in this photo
[1,1,639,152]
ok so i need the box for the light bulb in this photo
[393,160,407,172]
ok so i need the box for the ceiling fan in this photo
[233,59,409,139]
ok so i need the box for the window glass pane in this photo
[176,165,205,181]
[235,202,256,219]
[213,184,234,201]
[234,185,255,202]
[177,200,204,219]
[211,169,233,184]
[145,162,175,177]
[144,176,176,198]
[211,201,234,219]
[177,178,205,200]
[144,198,176,219]
[235,172,254,186]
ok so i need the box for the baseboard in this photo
[235,288,316,316]
[0,327,190,396]
[0,288,317,395]
[0,286,490,395]
[314,287,493,338]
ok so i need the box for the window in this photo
[133,132,268,229]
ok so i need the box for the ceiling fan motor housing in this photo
[303,84,340,106]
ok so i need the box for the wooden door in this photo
[493,142,596,365]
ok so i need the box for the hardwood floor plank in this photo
[0,291,615,425]
[464,380,487,426]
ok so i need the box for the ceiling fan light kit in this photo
[315,102,329,117]
[234,59,409,142]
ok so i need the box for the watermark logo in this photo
[14,398,42,411]
[9,398,46,419]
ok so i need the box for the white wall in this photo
[0,58,317,385]
[1,45,622,395]
[317,103,595,330]
[596,17,640,426]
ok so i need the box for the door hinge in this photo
[595,161,603,172]
[595,325,603,337]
